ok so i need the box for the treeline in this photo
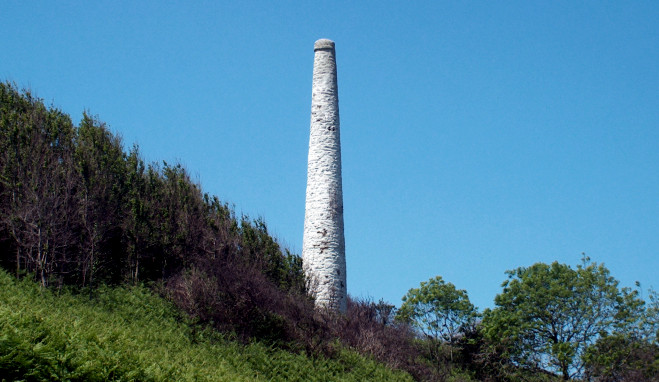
[0,82,309,333]
[0,83,429,378]
[396,259,659,381]
[0,81,303,291]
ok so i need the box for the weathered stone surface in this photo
[302,38,347,312]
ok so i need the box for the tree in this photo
[75,113,126,286]
[584,334,659,381]
[583,288,659,381]
[482,257,643,380]
[641,288,659,344]
[0,83,79,286]
[397,275,479,368]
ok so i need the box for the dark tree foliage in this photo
[584,334,659,382]
[75,113,126,286]
[337,298,436,381]
[238,217,305,294]
[0,82,304,297]
[0,84,79,286]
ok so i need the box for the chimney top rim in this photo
[314,39,335,51]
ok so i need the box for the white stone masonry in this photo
[302,39,347,313]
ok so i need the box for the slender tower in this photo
[302,38,346,312]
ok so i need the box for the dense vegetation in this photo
[1,82,657,381]
[0,267,411,381]
[0,82,424,380]
[0,81,306,337]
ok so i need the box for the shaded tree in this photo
[75,112,126,286]
[239,217,305,294]
[583,288,659,381]
[0,83,79,286]
[121,145,148,283]
[396,275,479,375]
[397,276,479,343]
[584,334,659,382]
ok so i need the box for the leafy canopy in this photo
[397,275,478,343]
[482,257,644,380]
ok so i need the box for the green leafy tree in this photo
[397,276,478,343]
[482,257,644,380]
[397,275,479,373]
[642,288,659,344]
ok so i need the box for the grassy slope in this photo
[0,269,412,381]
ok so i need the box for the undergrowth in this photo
[0,269,412,381]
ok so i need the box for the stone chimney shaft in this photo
[302,38,346,312]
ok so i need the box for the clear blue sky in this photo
[3,1,658,310]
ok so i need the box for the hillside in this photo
[0,81,426,381]
[0,268,412,381]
